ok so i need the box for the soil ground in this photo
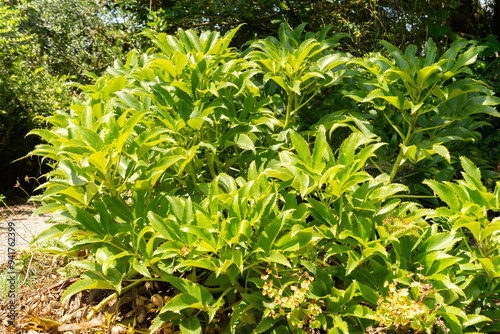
[0,203,171,334]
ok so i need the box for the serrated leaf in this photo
[440,312,463,334]
[160,293,202,312]
[461,156,481,183]
[421,232,461,252]
[312,126,327,171]
[290,130,312,164]
[267,250,291,268]
[432,144,451,162]
[115,91,142,110]
[31,224,72,245]
[307,197,338,227]
[180,225,215,251]
[234,133,255,153]
[255,316,279,333]
[180,317,202,334]
[61,276,115,304]
[346,251,361,275]
[423,179,460,211]
[344,305,376,319]
[463,314,491,328]
[371,184,408,200]
[161,275,213,305]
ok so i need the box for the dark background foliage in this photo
[2,0,500,199]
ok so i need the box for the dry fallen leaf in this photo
[58,313,105,331]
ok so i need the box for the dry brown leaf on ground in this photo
[58,313,105,332]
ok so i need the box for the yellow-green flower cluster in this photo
[374,272,443,334]
[261,267,323,330]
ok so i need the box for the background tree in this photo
[2,0,500,199]
[494,0,500,37]
[111,0,499,51]
[0,0,140,198]
[16,0,141,82]
[0,5,68,198]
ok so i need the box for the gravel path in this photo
[0,203,55,264]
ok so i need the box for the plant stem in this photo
[284,93,294,127]
[389,112,417,182]
[205,149,217,180]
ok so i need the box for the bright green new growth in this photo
[245,23,349,127]
[28,24,500,333]
[347,38,500,182]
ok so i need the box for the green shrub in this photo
[29,24,500,333]
[343,38,500,186]
[0,5,68,197]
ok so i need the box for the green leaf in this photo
[88,151,107,174]
[65,204,105,235]
[463,314,491,328]
[290,130,312,164]
[180,317,202,334]
[346,251,361,275]
[148,211,184,242]
[102,195,134,223]
[356,282,380,306]
[184,29,202,52]
[417,65,441,88]
[160,293,202,312]
[234,133,256,153]
[180,225,215,251]
[255,316,279,333]
[432,144,450,163]
[167,196,187,223]
[31,224,72,245]
[230,300,256,331]
[115,91,143,110]
[328,315,349,334]
[161,275,214,305]
[461,156,481,184]
[102,251,132,275]
[270,76,287,91]
[312,126,327,171]
[132,259,151,278]
[440,313,463,334]
[424,38,438,66]
[69,125,104,151]
[371,184,407,200]
[478,257,500,278]
[421,232,461,252]
[452,45,485,72]
[379,40,410,70]
[364,89,409,110]
[176,258,217,272]
[423,180,460,211]
[440,305,467,320]
[257,210,292,253]
[307,198,338,228]
[289,79,301,95]
[343,305,376,319]
[61,275,115,304]
[267,250,291,268]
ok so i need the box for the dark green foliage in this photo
[0,61,66,196]
[17,0,141,81]
[114,0,498,53]
[27,24,500,333]
[0,6,68,196]
[0,0,142,198]
[343,38,500,186]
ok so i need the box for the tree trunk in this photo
[494,0,500,37]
